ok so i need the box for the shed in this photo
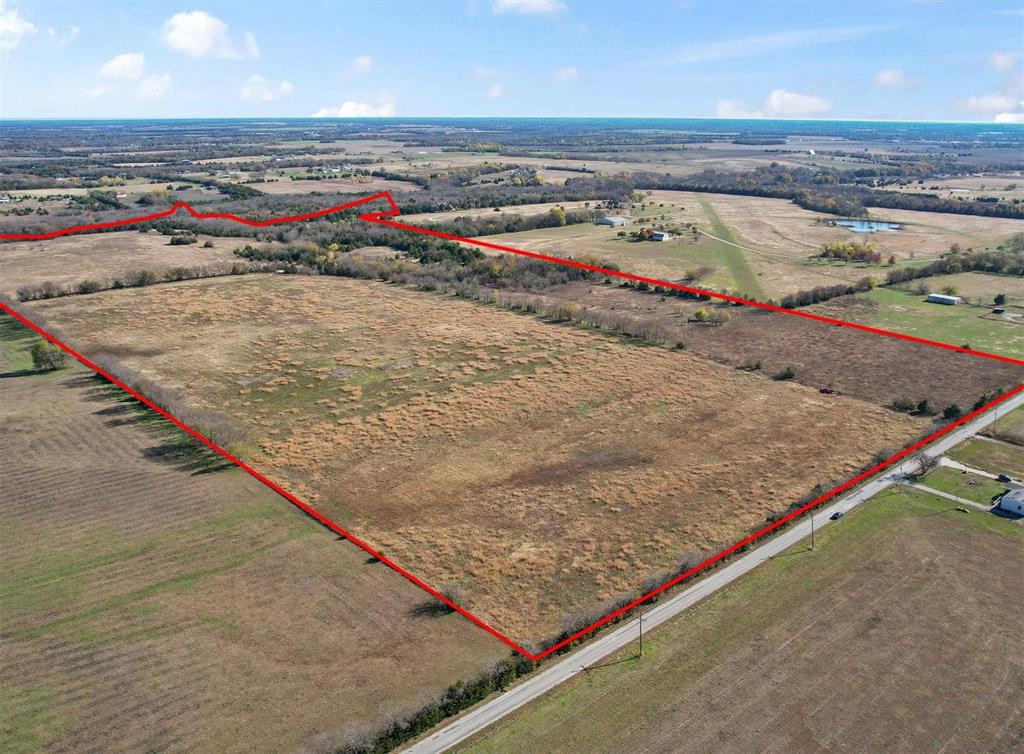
[927,293,962,306]
[651,231,672,241]
[597,216,629,227]
[998,488,1024,515]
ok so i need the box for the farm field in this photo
[906,271,1024,304]
[28,274,930,645]
[0,314,505,753]
[468,190,1024,301]
[883,174,1024,204]
[246,175,422,195]
[984,401,1024,444]
[525,280,1024,411]
[455,488,1024,754]
[811,286,1024,360]
[399,200,599,224]
[0,230,247,297]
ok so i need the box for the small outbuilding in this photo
[998,488,1024,515]
[651,231,672,241]
[927,293,962,306]
[597,216,630,227]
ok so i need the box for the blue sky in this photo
[1,0,1021,122]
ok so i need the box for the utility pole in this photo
[810,512,815,551]
[638,611,643,659]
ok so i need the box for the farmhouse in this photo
[998,488,1024,515]
[651,231,672,241]
[597,216,630,227]
[927,293,962,306]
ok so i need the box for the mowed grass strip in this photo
[456,488,1024,754]
[694,192,764,299]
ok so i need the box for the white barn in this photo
[927,293,962,306]
[998,488,1024,515]
[597,216,630,227]
[651,231,672,241]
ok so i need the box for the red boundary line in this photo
[4,192,1023,662]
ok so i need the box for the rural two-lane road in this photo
[403,388,1024,753]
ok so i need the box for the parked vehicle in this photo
[829,511,844,521]
[997,474,1013,483]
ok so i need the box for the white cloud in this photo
[312,91,396,117]
[492,0,566,14]
[239,74,294,102]
[161,10,258,59]
[351,55,373,74]
[487,82,504,98]
[473,65,499,79]
[0,4,35,52]
[764,89,830,117]
[243,31,259,59]
[995,111,1024,123]
[553,66,578,82]
[715,88,831,119]
[989,51,1020,72]
[669,25,891,65]
[963,93,1018,113]
[100,52,145,80]
[137,74,170,99]
[88,85,113,98]
[46,25,79,47]
[873,68,911,87]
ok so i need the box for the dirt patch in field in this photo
[33,275,932,645]
[0,326,504,753]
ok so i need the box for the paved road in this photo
[403,389,1024,753]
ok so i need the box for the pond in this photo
[834,219,902,233]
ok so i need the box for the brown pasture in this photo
[534,281,1024,411]
[33,275,930,645]
[0,230,247,296]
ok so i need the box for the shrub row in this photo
[15,261,275,302]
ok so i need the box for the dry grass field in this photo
[399,200,598,224]
[456,487,1024,754]
[882,174,1024,203]
[0,314,505,753]
[251,176,422,195]
[0,230,247,296]
[907,271,1024,304]
[533,281,1024,410]
[31,275,931,645]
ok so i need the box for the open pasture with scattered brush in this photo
[32,274,932,646]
